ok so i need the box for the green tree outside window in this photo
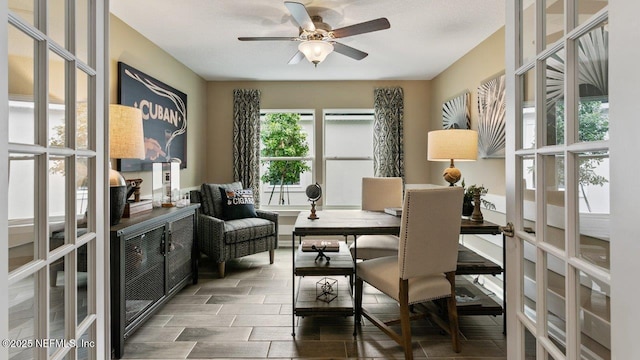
[261,112,311,205]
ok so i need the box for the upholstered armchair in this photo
[191,182,278,278]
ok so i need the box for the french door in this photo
[2,0,108,359]
[505,0,612,359]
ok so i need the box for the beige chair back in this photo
[398,187,463,279]
[361,177,403,211]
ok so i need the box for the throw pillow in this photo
[219,188,257,220]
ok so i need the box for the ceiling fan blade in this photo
[331,18,390,39]
[288,51,305,65]
[333,42,368,60]
[238,36,298,41]
[284,1,315,31]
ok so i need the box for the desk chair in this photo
[355,187,463,360]
[349,177,403,260]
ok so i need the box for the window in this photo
[323,109,375,208]
[259,110,314,207]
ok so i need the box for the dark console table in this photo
[110,204,199,358]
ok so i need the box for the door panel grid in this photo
[5,0,103,358]
[509,1,610,359]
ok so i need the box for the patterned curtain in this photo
[373,87,405,179]
[233,89,261,207]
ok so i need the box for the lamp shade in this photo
[109,104,145,160]
[427,129,478,161]
[298,40,334,65]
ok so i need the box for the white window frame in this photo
[259,109,315,209]
[322,108,375,209]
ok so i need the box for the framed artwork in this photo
[477,74,506,158]
[117,62,187,171]
[442,91,470,129]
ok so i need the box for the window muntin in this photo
[515,1,611,358]
[6,1,102,357]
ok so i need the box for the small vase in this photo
[462,200,474,217]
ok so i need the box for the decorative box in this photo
[316,277,338,303]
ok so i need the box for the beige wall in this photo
[109,14,208,196]
[109,12,505,202]
[429,27,506,196]
[206,80,432,185]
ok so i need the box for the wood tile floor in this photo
[121,247,506,359]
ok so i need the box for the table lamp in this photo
[109,104,145,225]
[427,129,478,186]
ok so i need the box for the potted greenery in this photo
[461,180,495,217]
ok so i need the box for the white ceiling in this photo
[110,0,505,81]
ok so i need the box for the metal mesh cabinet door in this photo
[166,213,195,292]
[124,224,166,326]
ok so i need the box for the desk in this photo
[292,210,501,237]
[291,210,504,335]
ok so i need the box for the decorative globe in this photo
[306,183,322,201]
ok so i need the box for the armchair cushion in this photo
[201,182,242,217]
[223,217,275,245]
[219,188,257,220]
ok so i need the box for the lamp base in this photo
[110,185,127,226]
[443,166,462,186]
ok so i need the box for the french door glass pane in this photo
[545,51,565,146]
[521,156,536,230]
[525,325,537,359]
[77,323,96,359]
[325,159,374,207]
[520,0,536,65]
[546,252,566,355]
[50,157,68,251]
[545,0,564,49]
[544,154,565,250]
[77,68,90,150]
[8,24,36,145]
[49,256,66,355]
[578,269,611,359]
[523,240,537,322]
[577,151,610,270]
[9,273,37,360]
[76,0,90,63]
[9,154,37,272]
[77,243,89,325]
[521,68,536,149]
[577,0,608,27]
[8,0,35,26]
[77,157,90,219]
[49,50,67,148]
[49,0,67,47]
[577,22,609,143]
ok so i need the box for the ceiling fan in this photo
[238,1,390,66]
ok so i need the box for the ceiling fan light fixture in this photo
[298,40,333,66]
